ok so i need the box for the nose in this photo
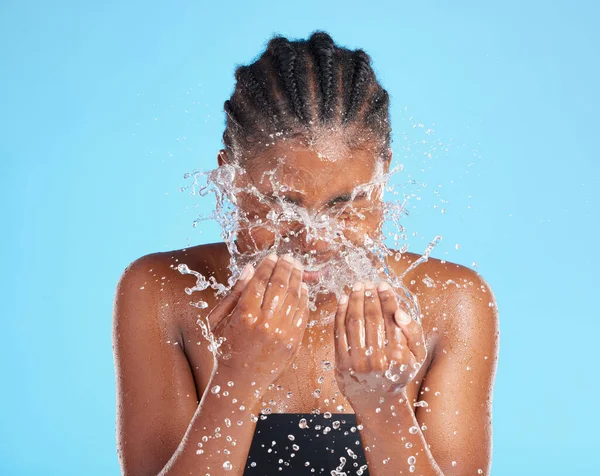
[283,221,335,262]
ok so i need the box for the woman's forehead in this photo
[243,142,380,192]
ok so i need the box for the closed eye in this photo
[328,191,368,207]
[264,194,300,205]
[263,191,369,208]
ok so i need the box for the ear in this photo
[383,148,392,173]
[217,149,228,167]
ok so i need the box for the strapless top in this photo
[243,413,370,475]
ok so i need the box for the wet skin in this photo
[113,141,499,476]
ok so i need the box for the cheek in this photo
[236,227,276,252]
[338,210,384,246]
[235,210,293,251]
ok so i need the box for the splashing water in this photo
[176,148,443,361]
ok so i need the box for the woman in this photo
[112,31,499,475]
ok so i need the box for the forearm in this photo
[158,370,262,476]
[355,397,443,476]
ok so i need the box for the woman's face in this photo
[220,139,391,282]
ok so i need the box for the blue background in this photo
[2,1,598,474]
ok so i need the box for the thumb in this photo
[212,263,255,319]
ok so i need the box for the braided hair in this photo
[222,31,391,163]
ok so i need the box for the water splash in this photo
[178,151,439,340]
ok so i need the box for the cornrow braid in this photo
[234,64,280,127]
[266,36,312,127]
[343,49,374,124]
[307,32,337,123]
[222,30,391,162]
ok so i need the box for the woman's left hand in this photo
[334,280,427,413]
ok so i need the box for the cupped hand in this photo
[334,280,427,411]
[209,253,309,393]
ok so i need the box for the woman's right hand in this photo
[209,253,309,393]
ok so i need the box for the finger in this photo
[376,281,406,354]
[345,281,366,361]
[217,263,255,326]
[394,305,427,363]
[291,282,309,330]
[280,259,303,325]
[378,281,400,319]
[334,294,350,359]
[363,281,386,368]
[237,253,278,323]
[259,253,296,325]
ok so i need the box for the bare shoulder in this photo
[390,252,499,361]
[116,242,227,285]
[113,242,230,339]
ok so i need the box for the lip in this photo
[302,263,330,283]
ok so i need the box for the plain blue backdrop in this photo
[1,1,598,474]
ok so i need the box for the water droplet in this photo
[223,461,232,471]
[211,385,220,394]
[357,464,369,475]
[409,426,419,434]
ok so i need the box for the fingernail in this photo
[266,253,278,262]
[339,295,348,305]
[240,263,254,281]
[283,253,295,264]
[377,281,391,292]
[395,309,412,325]
[293,259,303,270]
[301,282,308,291]
[352,281,364,292]
[364,281,376,289]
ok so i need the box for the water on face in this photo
[179,155,440,325]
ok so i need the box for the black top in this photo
[243,413,370,475]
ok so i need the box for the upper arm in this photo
[112,254,200,476]
[416,268,500,475]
